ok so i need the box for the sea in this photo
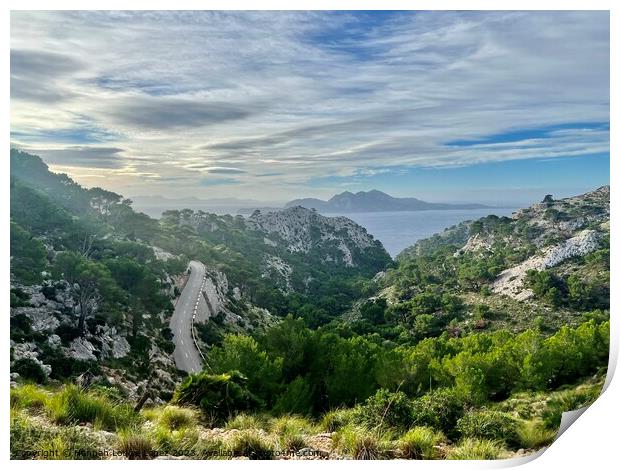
[324,208,518,258]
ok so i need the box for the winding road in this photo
[170,260,205,373]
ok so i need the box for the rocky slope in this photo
[247,206,381,264]
[459,187,609,301]
[371,186,609,335]
[162,205,391,296]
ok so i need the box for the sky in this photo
[10,11,610,206]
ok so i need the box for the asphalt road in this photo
[170,260,205,373]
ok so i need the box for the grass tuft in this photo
[225,429,275,460]
[332,425,391,460]
[45,385,139,431]
[517,420,556,449]
[397,426,445,459]
[118,429,153,460]
[225,413,265,431]
[447,438,505,460]
[11,384,50,411]
[158,406,197,431]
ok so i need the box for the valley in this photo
[9,149,610,460]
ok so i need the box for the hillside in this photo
[353,186,610,339]
[285,189,489,213]
[10,149,391,393]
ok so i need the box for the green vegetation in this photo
[9,150,609,460]
[447,438,505,460]
[332,425,392,460]
[397,427,445,459]
[44,385,140,431]
[456,410,520,448]
[201,317,608,421]
[9,372,604,459]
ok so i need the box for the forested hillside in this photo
[10,149,391,393]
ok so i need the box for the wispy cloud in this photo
[10,11,609,199]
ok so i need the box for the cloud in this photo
[200,177,240,186]
[104,95,255,130]
[10,49,85,104]
[31,146,125,169]
[9,11,609,200]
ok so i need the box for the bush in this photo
[397,426,445,459]
[269,415,316,435]
[447,438,505,460]
[320,408,357,432]
[12,358,47,384]
[359,389,413,431]
[41,284,57,301]
[173,371,260,425]
[456,410,520,448]
[225,429,275,460]
[39,344,100,380]
[55,324,82,346]
[410,388,465,436]
[10,313,36,342]
[272,376,314,415]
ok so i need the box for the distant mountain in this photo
[285,190,490,213]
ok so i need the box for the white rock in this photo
[492,230,599,299]
[69,337,97,361]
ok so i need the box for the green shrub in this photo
[150,426,199,455]
[447,438,505,460]
[269,415,315,435]
[12,358,47,384]
[410,388,465,436]
[173,371,260,425]
[193,435,227,459]
[320,408,357,432]
[225,429,275,460]
[272,376,314,415]
[397,426,445,459]
[11,410,103,460]
[456,410,520,448]
[359,389,413,431]
[10,313,36,342]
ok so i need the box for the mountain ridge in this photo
[285,189,491,213]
